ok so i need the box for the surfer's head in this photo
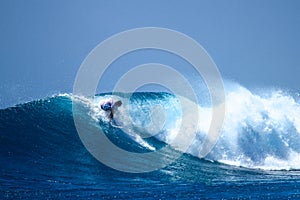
[101,101,112,111]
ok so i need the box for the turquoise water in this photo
[1,91,300,199]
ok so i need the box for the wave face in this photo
[1,85,300,198]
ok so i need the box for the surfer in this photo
[101,100,122,121]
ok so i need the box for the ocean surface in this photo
[1,84,300,199]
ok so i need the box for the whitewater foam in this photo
[207,83,300,170]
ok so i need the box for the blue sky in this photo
[0,0,300,108]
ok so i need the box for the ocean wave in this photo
[1,82,300,171]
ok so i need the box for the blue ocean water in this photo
[1,86,300,199]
